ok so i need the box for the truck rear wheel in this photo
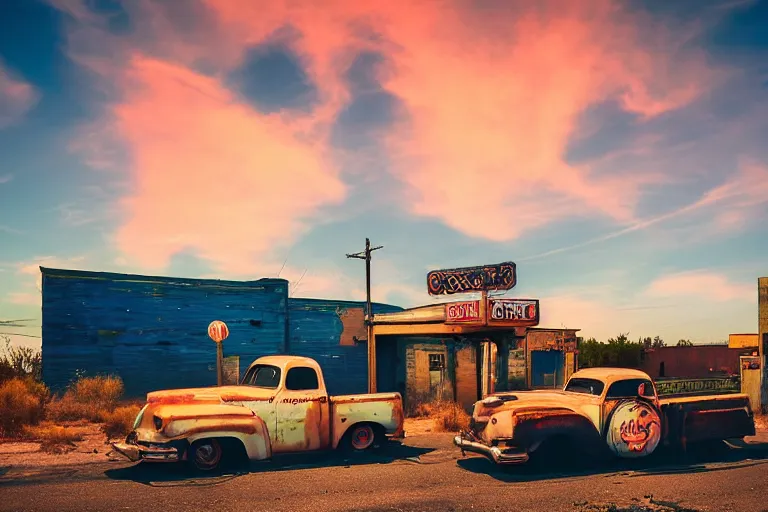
[342,423,381,452]
[188,439,223,472]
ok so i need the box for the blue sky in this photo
[1,0,767,349]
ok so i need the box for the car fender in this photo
[153,403,272,460]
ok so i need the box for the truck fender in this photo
[512,408,605,456]
[156,405,272,461]
[602,399,663,458]
[187,429,271,461]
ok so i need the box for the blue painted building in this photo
[40,267,402,398]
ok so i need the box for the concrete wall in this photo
[639,345,742,379]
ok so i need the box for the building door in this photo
[740,356,761,413]
[531,350,563,388]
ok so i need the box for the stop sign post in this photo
[208,320,229,386]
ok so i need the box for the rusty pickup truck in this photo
[454,367,755,465]
[112,355,405,471]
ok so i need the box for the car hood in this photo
[146,385,277,405]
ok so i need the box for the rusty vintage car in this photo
[454,367,755,465]
[112,355,405,471]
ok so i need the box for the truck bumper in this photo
[454,433,529,465]
[111,439,181,463]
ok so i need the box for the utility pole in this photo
[347,238,383,393]
[346,238,383,328]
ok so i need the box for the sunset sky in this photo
[1,0,767,349]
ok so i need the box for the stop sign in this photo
[208,320,229,343]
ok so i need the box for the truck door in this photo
[273,366,331,453]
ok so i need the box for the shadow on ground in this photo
[103,441,434,486]
[456,438,768,483]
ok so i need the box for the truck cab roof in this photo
[569,367,652,385]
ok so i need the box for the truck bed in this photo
[660,393,755,445]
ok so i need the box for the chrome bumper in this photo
[453,434,529,465]
[111,441,180,463]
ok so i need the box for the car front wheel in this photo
[188,439,223,472]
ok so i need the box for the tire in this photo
[188,438,223,472]
[343,423,380,452]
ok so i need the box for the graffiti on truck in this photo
[655,377,740,397]
[608,400,661,457]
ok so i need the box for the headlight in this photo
[153,415,163,430]
[133,404,148,430]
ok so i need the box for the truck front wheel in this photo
[188,439,223,472]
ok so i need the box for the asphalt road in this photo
[2,434,768,512]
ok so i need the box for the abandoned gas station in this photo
[361,262,580,412]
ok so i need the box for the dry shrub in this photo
[101,405,142,440]
[431,401,471,432]
[755,414,768,431]
[0,377,49,436]
[23,422,86,454]
[46,375,125,423]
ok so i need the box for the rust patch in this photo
[172,424,259,436]
[220,394,275,403]
[332,395,401,405]
[148,394,197,405]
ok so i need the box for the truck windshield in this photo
[241,364,281,388]
[564,378,605,396]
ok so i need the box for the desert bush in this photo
[101,405,142,440]
[23,422,86,454]
[0,335,42,383]
[46,375,125,423]
[430,400,471,432]
[0,377,50,436]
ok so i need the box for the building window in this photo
[429,353,445,371]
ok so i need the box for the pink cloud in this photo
[0,62,38,128]
[110,56,345,273]
[645,270,754,302]
[55,0,735,270]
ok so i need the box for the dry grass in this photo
[22,421,87,454]
[408,400,471,432]
[46,375,125,423]
[0,377,49,437]
[755,414,768,431]
[101,405,142,440]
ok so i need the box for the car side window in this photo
[606,379,655,399]
[285,366,320,391]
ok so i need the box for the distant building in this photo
[40,267,401,398]
[639,345,744,379]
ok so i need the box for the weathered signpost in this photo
[207,320,230,386]
[425,261,535,395]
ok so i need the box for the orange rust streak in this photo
[331,396,400,405]
[173,424,259,436]
[220,395,274,402]
[148,395,198,404]
[164,413,253,422]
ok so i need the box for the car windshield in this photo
[241,364,281,388]
[564,377,605,396]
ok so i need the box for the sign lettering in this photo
[445,300,482,323]
[427,262,516,296]
[487,299,539,326]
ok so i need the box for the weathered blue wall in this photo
[288,299,402,396]
[41,267,403,398]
